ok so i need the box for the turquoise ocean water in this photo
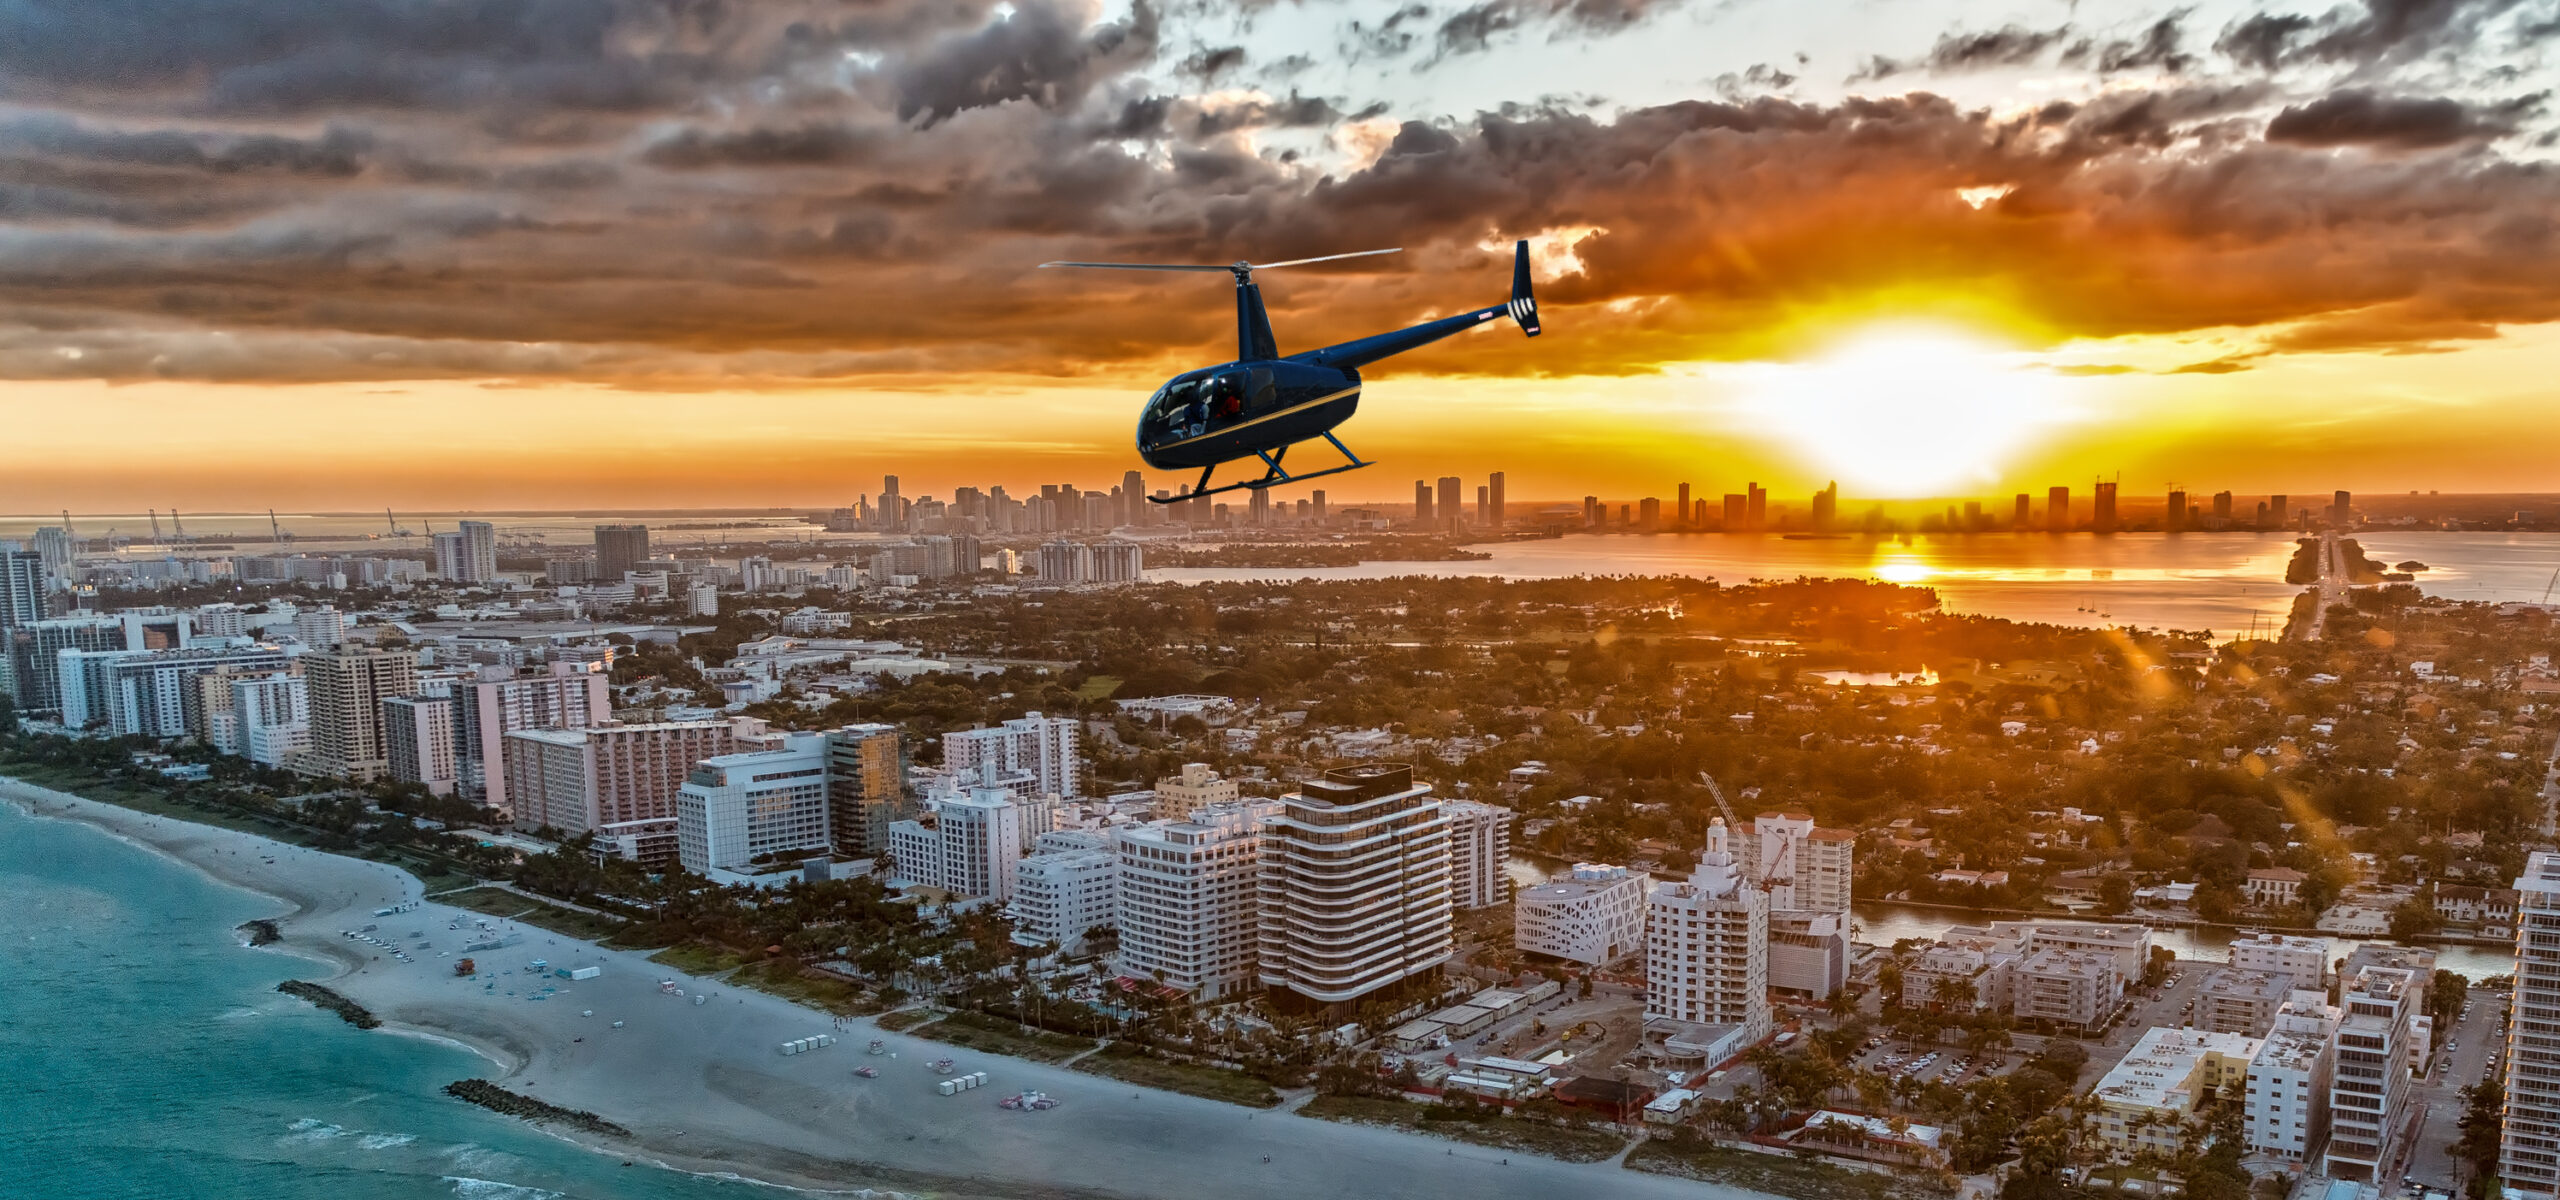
[0,800,797,1199]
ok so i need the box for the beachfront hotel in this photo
[2504,851,2560,1193]
[504,717,768,836]
[1256,764,1455,1011]
[296,646,418,783]
[675,732,834,875]
[1112,799,1276,1000]
[1644,817,1771,1042]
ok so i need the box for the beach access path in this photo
[2,777,1762,1200]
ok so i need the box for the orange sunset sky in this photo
[3,0,2556,511]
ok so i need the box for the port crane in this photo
[170,509,191,544]
[385,508,414,539]
[268,509,292,547]
[148,509,165,544]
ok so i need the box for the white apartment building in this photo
[291,605,345,649]
[455,663,612,816]
[2325,963,2420,1181]
[1443,798,1512,910]
[2248,998,2340,1163]
[505,718,760,836]
[1112,800,1274,999]
[1257,764,1455,1009]
[2012,948,2126,1035]
[675,732,833,874]
[1645,818,1771,1041]
[886,783,1023,901]
[1010,848,1118,955]
[434,519,497,583]
[2230,932,2330,994]
[2504,851,2560,1194]
[1152,762,1237,821]
[215,672,307,765]
[1988,920,2153,988]
[1747,811,1855,913]
[1514,863,1645,966]
[943,712,1080,799]
[1903,936,2020,1013]
[2197,967,2296,1037]
[382,695,458,795]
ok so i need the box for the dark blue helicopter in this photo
[1040,240,1542,503]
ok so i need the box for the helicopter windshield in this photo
[1148,379,1198,422]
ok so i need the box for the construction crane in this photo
[1696,770,1788,893]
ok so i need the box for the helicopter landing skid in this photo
[1149,431,1370,503]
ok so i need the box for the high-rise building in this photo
[1257,764,1453,1009]
[1747,812,1855,913]
[1638,496,1661,530]
[943,712,1080,799]
[1676,482,1691,527]
[2332,490,2354,529]
[824,723,906,858]
[1812,482,1838,531]
[2013,493,2031,529]
[504,718,760,835]
[223,673,308,767]
[1011,847,1118,955]
[2503,852,2560,1193]
[299,647,419,782]
[1747,483,1767,530]
[383,694,459,795]
[1312,490,1329,523]
[1,615,133,716]
[1443,799,1512,910]
[1152,762,1237,821]
[2048,486,2071,533]
[1090,540,1143,583]
[33,526,75,587]
[677,731,833,874]
[1414,479,1434,525]
[2248,998,2340,1164]
[1722,493,1746,528]
[2324,961,2420,1181]
[2268,494,2290,531]
[1476,485,1491,526]
[594,525,650,582]
[71,644,290,739]
[1114,799,1276,999]
[1436,477,1462,531]
[2166,489,2188,533]
[2094,480,2119,533]
[0,549,43,628]
[1514,863,1645,966]
[2212,491,2234,523]
[1035,540,1091,586]
[291,604,345,650]
[1488,472,1505,528]
[435,520,498,582]
[455,663,611,815]
[1645,817,1770,1038]
[886,774,1023,900]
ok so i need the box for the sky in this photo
[3,0,2558,510]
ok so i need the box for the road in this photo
[2404,992,2507,1192]
[2297,530,2354,642]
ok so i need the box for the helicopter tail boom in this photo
[1507,239,1540,337]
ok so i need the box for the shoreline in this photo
[1,776,1753,1200]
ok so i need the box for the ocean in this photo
[0,800,805,1199]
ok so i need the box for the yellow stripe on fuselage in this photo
[1156,386,1360,451]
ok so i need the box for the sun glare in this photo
[1736,324,2075,497]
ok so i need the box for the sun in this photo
[1734,323,2077,497]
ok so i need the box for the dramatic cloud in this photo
[2264,89,2537,148]
[2,0,2559,391]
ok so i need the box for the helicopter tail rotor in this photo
[1506,239,1541,338]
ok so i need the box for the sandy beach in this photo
[2,777,1758,1200]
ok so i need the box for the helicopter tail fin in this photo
[1506,239,1541,337]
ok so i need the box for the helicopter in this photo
[1040,239,1542,502]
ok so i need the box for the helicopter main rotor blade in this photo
[1250,248,1401,269]
[1038,261,1237,272]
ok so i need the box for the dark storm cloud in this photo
[2264,89,2538,148]
[1180,45,1249,81]
[893,0,1162,125]
[4,0,2560,385]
